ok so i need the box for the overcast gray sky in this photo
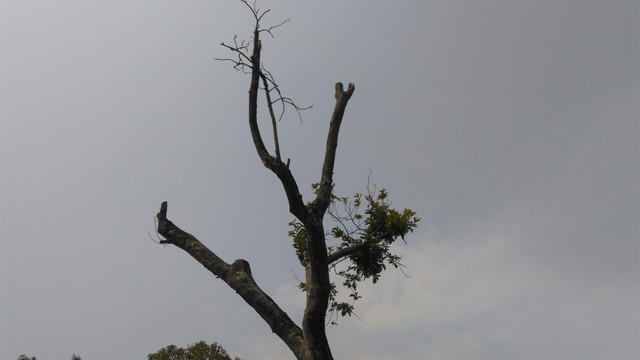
[1,1,638,359]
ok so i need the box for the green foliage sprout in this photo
[288,183,420,325]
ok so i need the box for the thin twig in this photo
[260,72,282,161]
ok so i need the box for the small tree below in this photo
[17,356,37,360]
[148,341,239,360]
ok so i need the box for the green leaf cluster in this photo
[148,341,239,360]
[289,184,420,324]
[288,220,307,265]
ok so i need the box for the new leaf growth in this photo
[289,184,420,325]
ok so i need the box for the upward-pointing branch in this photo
[311,82,356,216]
[261,72,282,162]
[247,28,308,222]
[248,29,270,161]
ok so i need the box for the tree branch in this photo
[311,82,355,216]
[247,28,309,221]
[248,29,271,161]
[156,201,307,359]
[261,72,282,161]
[327,242,368,265]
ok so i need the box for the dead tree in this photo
[155,3,418,360]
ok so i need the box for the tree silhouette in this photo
[154,2,419,359]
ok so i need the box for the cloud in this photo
[329,220,638,360]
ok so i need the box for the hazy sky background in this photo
[1,1,638,359]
